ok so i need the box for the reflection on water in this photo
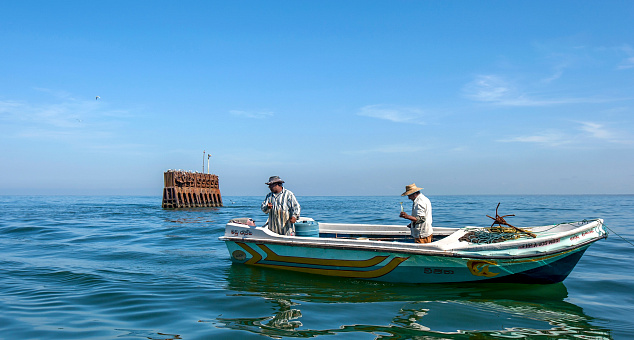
[162,208,221,229]
[217,264,612,339]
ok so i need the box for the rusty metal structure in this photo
[162,170,222,208]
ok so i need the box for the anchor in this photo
[487,203,536,238]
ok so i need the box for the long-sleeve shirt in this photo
[261,188,300,236]
[409,193,433,239]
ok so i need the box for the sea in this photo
[1,195,633,339]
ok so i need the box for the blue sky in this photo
[1,1,633,196]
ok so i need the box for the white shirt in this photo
[410,193,433,238]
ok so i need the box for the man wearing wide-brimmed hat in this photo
[399,183,433,243]
[261,176,301,236]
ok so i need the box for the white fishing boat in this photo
[219,210,607,284]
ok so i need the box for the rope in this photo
[601,222,634,247]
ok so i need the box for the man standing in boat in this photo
[399,183,433,243]
[261,176,301,236]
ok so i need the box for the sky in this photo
[1,1,633,196]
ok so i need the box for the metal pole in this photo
[202,150,205,173]
[207,154,211,174]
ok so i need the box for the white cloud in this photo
[1,98,100,130]
[540,69,564,83]
[357,105,426,125]
[0,100,22,115]
[578,121,611,139]
[499,121,633,147]
[539,58,570,84]
[577,121,633,145]
[229,110,273,119]
[464,74,619,106]
[498,130,571,147]
[463,75,513,103]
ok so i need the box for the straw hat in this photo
[401,183,423,196]
[265,176,285,185]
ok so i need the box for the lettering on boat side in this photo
[518,238,560,249]
[467,260,500,277]
[230,229,253,236]
[423,268,454,275]
[232,250,247,261]
[582,229,596,237]
[570,228,596,241]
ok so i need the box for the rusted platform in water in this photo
[162,170,223,208]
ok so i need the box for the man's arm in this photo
[289,192,300,223]
[261,194,271,213]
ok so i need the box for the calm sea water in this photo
[1,195,633,339]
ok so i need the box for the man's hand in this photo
[290,216,297,224]
[400,212,416,222]
[267,202,273,209]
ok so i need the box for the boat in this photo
[219,213,608,284]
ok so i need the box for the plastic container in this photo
[295,220,319,237]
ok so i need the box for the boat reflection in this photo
[217,264,612,339]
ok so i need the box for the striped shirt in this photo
[261,188,301,236]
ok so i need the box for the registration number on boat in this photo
[230,229,253,236]
[423,268,454,275]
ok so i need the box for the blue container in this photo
[295,220,319,237]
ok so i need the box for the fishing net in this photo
[459,227,527,244]
[459,203,536,244]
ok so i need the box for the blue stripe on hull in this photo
[346,245,592,284]
[484,247,588,284]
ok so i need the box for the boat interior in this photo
[306,221,458,243]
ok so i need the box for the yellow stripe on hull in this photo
[236,242,409,278]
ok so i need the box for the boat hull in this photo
[221,218,607,284]
[224,239,595,284]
